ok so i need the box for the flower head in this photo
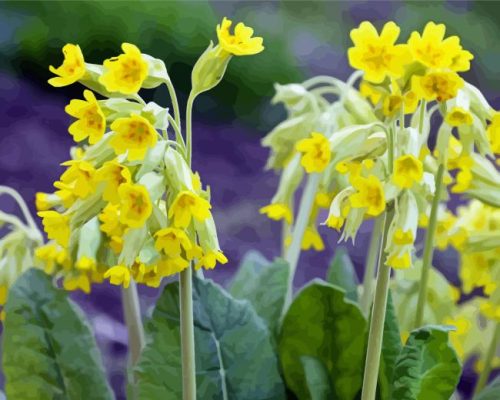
[55,160,96,199]
[95,161,132,204]
[99,203,126,237]
[195,250,228,270]
[445,107,473,127]
[154,227,192,257]
[393,154,423,189]
[48,44,86,87]
[157,257,190,277]
[216,17,264,56]
[104,265,131,288]
[110,114,158,161]
[118,183,152,228]
[168,191,211,228]
[412,71,463,102]
[65,90,106,144]
[487,112,500,154]
[63,274,91,294]
[296,132,331,173]
[259,203,293,224]
[38,211,70,248]
[348,21,410,83]
[302,226,325,251]
[99,43,148,94]
[350,175,386,216]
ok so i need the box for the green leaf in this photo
[326,247,358,302]
[279,280,367,400]
[390,325,461,400]
[301,356,334,400]
[2,268,113,400]
[229,251,289,335]
[475,376,500,400]
[136,276,286,400]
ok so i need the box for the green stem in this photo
[165,78,181,131]
[414,163,445,327]
[122,281,145,371]
[418,100,426,134]
[179,266,196,400]
[360,216,383,315]
[186,92,196,164]
[474,322,500,396]
[282,173,320,315]
[361,211,392,400]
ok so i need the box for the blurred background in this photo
[1,1,500,398]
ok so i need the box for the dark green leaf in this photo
[475,376,500,400]
[230,251,289,335]
[326,247,358,302]
[301,356,334,400]
[279,280,367,400]
[390,325,461,400]
[2,268,113,400]
[136,276,286,399]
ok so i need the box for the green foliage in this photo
[475,376,500,400]
[2,268,113,400]
[301,356,334,400]
[326,247,358,302]
[279,280,367,400]
[136,276,285,399]
[229,251,289,336]
[390,325,461,400]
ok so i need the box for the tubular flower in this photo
[382,80,419,117]
[445,106,473,127]
[110,114,158,161]
[65,90,106,144]
[348,21,410,83]
[411,71,463,102]
[302,226,325,251]
[35,192,54,211]
[168,191,211,229]
[196,250,228,270]
[76,256,97,272]
[349,175,386,217]
[55,160,96,199]
[296,132,331,173]
[387,251,411,269]
[117,183,152,228]
[35,243,69,274]
[38,211,70,248]
[99,43,148,94]
[487,112,500,154]
[48,44,86,87]
[216,17,264,56]
[99,203,126,237]
[104,265,131,288]
[154,227,192,257]
[393,155,423,189]
[157,257,190,277]
[259,203,293,224]
[95,161,132,204]
[63,274,91,294]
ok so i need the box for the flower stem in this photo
[281,173,320,316]
[414,162,445,327]
[474,321,500,396]
[360,216,383,315]
[122,281,145,370]
[179,266,196,400]
[165,78,181,131]
[186,92,196,164]
[361,210,392,400]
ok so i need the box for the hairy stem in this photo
[165,78,181,131]
[179,266,196,400]
[122,281,145,370]
[473,322,500,396]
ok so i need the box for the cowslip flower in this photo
[65,90,106,144]
[117,183,152,228]
[48,44,86,87]
[38,211,70,248]
[55,160,96,199]
[168,191,211,228]
[259,203,293,224]
[445,106,473,127]
[99,43,148,94]
[99,203,126,237]
[157,257,190,277]
[63,274,91,294]
[301,226,325,251]
[154,227,192,257]
[349,175,386,217]
[348,21,410,83]
[104,265,131,288]
[195,250,228,270]
[110,114,158,161]
[216,17,264,56]
[296,132,331,173]
[393,155,423,189]
[412,71,463,102]
[95,161,132,204]
[487,112,500,154]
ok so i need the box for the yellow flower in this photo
[76,256,96,272]
[411,71,463,102]
[110,114,158,161]
[326,214,345,231]
[259,203,293,224]
[348,21,410,83]
[185,244,203,261]
[99,203,126,237]
[55,160,96,199]
[157,257,190,277]
[65,90,106,144]
[104,265,131,288]
[0,285,7,306]
[63,274,91,294]
[296,132,331,173]
[387,251,411,269]
[360,81,383,105]
[487,112,500,154]
[95,160,132,204]
[196,250,228,270]
[117,183,152,228]
[445,106,473,127]
[393,228,414,245]
[35,243,69,274]
[216,17,264,56]
[302,227,325,251]
[451,166,473,193]
[350,175,386,217]
[35,192,53,211]
[38,211,70,248]
[315,192,334,209]
[381,80,419,117]
[48,44,86,87]
[154,227,192,257]
[168,191,211,228]
[109,236,124,254]
[99,43,148,94]
[393,155,423,189]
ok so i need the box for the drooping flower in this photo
[350,175,386,217]
[195,250,228,270]
[157,257,190,277]
[48,44,86,87]
[104,265,131,288]
[154,227,192,257]
[296,132,331,173]
[259,203,293,224]
[65,90,106,144]
[445,106,473,127]
[75,256,97,272]
[110,114,158,161]
[216,17,264,56]
[487,112,500,154]
[301,226,325,251]
[38,211,70,247]
[99,43,148,94]
[95,161,132,204]
[348,21,410,83]
[99,203,126,237]
[55,160,96,199]
[411,71,463,102]
[168,191,211,228]
[117,183,152,228]
[393,155,423,189]
[35,192,53,211]
[63,273,91,294]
